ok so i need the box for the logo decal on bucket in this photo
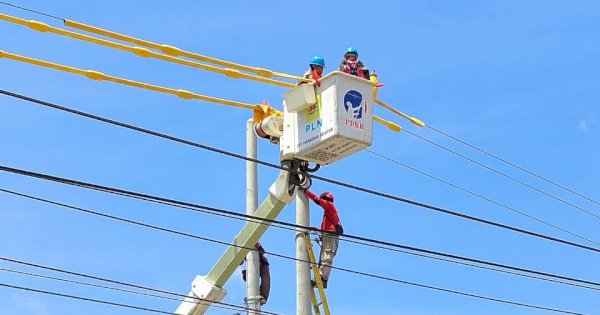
[343,90,365,119]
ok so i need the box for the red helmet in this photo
[320,192,334,202]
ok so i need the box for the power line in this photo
[0,258,281,315]
[0,267,195,305]
[340,237,600,291]
[403,129,600,220]
[2,187,599,293]
[2,1,596,212]
[1,89,599,256]
[365,148,599,246]
[0,237,592,315]
[0,282,176,314]
[0,2,63,20]
[426,125,600,208]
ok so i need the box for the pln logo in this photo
[343,90,366,119]
[304,94,322,134]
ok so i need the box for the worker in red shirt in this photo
[304,189,343,288]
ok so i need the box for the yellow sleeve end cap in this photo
[410,117,426,128]
[389,122,402,132]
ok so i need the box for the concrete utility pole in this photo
[245,119,261,314]
[296,191,311,315]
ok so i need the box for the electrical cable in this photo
[0,282,244,315]
[1,89,599,256]
[2,187,599,293]
[3,2,594,212]
[0,2,62,20]
[0,4,594,314]
[403,129,600,220]
[426,125,600,208]
[0,260,281,315]
[0,267,196,304]
[0,246,592,315]
[365,148,599,246]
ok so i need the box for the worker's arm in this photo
[255,242,266,255]
[304,190,321,205]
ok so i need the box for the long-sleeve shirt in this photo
[305,190,341,233]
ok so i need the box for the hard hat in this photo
[310,56,325,68]
[345,47,358,57]
[320,192,334,202]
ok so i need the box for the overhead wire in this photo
[0,13,296,88]
[5,7,587,210]
[0,1,62,20]
[0,259,281,315]
[0,211,594,315]
[425,124,600,207]
[1,89,599,256]
[403,129,600,220]
[0,282,179,315]
[0,2,597,314]
[0,50,256,110]
[365,148,599,246]
[2,186,600,292]
[0,49,402,132]
[0,267,198,305]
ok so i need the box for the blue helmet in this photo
[310,56,325,67]
[345,46,358,57]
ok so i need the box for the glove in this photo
[315,236,322,246]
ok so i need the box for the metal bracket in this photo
[282,159,312,196]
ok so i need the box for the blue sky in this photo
[1,1,599,314]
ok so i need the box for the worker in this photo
[304,189,343,289]
[241,242,271,305]
[338,47,370,80]
[299,56,325,85]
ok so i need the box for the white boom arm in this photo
[175,164,297,315]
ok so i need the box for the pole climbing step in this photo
[303,233,330,315]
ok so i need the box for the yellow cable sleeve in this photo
[63,19,312,83]
[374,98,425,127]
[0,14,297,88]
[0,50,255,110]
[373,115,402,132]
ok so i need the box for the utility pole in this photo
[245,119,261,314]
[296,191,311,315]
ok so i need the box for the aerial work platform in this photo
[281,71,375,165]
[175,72,376,315]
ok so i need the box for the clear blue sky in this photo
[1,1,599,314]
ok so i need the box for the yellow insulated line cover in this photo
[0,13,296,88]
[0,50,256,110]
[63,19,311,83]
[0,48,402,132]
